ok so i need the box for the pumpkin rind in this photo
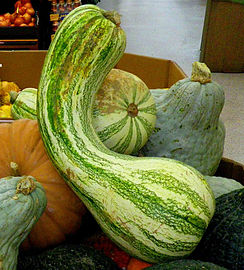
[0,175,47,270]
[0,119,86,251]
[143,63,225,175]
[37,5,215,262]
[93,68,156,154]
[11,88,37,120]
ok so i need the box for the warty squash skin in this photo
[0,119,86,251]
[37,5,215,262]
[143,62,225,175]
[0,175,47,270]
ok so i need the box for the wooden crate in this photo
[200,0,244,72]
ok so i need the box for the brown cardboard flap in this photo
[0,50,47,89]
[116,53,187,88]
[0,51,186,90]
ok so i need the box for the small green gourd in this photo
[0,175,47,270]
[143,62,225,175]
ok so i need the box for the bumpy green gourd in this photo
[0,175,47,270]
[143,62,225,175]
[37,5,215,262]
[145,259,227,269]
[191,188,244,270]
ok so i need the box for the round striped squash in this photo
[93,68,156,154]
[37,4,215,263]
[11,88,37,120]
[10,71,156,155]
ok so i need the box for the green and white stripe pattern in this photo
[37,4,215,263]
[93,68,156,155]
[11,88,37,120]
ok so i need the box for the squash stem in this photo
[10,162,20,176]
[16,176,36,195]
[191,62,212,84]
[103,10,121,26]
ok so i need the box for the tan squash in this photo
[0,119,86,251]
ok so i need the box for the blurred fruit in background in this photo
[0,0,36,27]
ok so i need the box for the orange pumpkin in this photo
[0,119,86,250]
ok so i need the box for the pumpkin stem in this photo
[103,10,121,27]
[10,162,20,176]
[191,62,212,84]
[127,103,138,117]
[16,176,36,195]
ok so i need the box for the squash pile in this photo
[0,80,20,118]
[0,4,243,270]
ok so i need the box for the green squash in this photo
[191,188,244,270]
[11,69,156,155]
[37,5,215,262]
[18,242,119,270]
[145,259,227,269]
[143,62,225,175]
[93,68,156,155]
[0,175,47,270]
[11,88,37,120]
[204,175,243,198]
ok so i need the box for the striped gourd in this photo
[93,68,156,154]
[10,71,155,155]
[11,88,37,120]
[37,4,215,263]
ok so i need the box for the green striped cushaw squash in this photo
[93,68,156,155]
[37,4,215,263]
[11,88,37,120]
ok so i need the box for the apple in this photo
[23,12,31,24]
[24,2,32,9]
[26,7,35,16]
[18,6,27,15]
[14,16,24,26]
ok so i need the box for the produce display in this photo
[0,0,36,27]
[37,4,215,263]
[0,119,87,251]
[0,3,243,270]
[142,62,225,176]
[0,175,46,270]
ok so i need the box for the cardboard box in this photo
[200,0,244,72]
[0,50,243,184]
[0,50,187,90]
